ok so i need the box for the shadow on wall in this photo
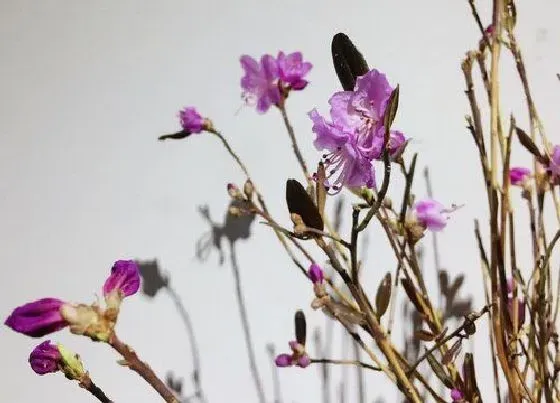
[135,199,257,403]
[136,259,208,403]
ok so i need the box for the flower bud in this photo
[57,344,86,381]
[103,260,141,299]
[29,341,61,375]
[275,353,292,367]
[308,264,324,285]
[5,298,68,337]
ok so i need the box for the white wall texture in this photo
[1,1,559,402]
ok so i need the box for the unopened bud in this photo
[383,197,392,210]
[58,344,86,381]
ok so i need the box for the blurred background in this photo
[1,0,559,401]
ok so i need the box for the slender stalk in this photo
[79,376,113,403]
[310,358,380,372]
[109,333,179,403]
[277,104,311,185]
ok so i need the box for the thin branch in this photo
[310,358,381,372]
[278,103,311,185]
[109,333,180,403]
[79,376,113,403]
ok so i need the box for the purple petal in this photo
[260,54,279,81]
[296,353,311,368]
[308,264,324,284]
[509,166,531,186]
[29,341,61,375]
[308,109,348,151]
[354,69,393,118]
[413,199,448,232]
[5,298,67,337]
[275,353,293,367]
[277,51,312,89]
[178,107,204,134]
[329,91,362,130]
[450,388,464,401]
[103,260,141,297]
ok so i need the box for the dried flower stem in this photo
[310,358,380,371]
[407,305,491,374]
[108,333,179,403]
[79,375,113,403]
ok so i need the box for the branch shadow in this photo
[136,259,208,403]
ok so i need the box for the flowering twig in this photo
[109,333,180,403]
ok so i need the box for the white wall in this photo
[1,1,559,402]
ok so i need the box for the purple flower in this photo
[450,388,464,402]
[274,353,292,367]
[548,145,560,177]
[29,341,61,375]
[308,264,324,284]
[411,199,456,232]
[240,54,281,113]
[277,51,312,90]
[5,298,68,337]
[103,260,141,298]
[275,341,310,369]
[178,107,204,134]
[387,130,407,159]
[309,69,406,191]
[509,167,531,186]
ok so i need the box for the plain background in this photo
[1,1,559,402]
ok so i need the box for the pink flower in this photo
[103,260,140,298]
[240,54,281,113]
[548,145,560,177]
[309,69,406,191]
[29,341,61,375]
[275,341,310,368]
[178,107,204,134]
[5,298,68,337]
[277,51,312,90]
[411,199,457,232]
[509,167,531,186]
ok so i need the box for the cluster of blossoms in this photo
[309,69,407,192]
[5,260,140,375]
[240,51,313,113]
[166,51,312,139]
